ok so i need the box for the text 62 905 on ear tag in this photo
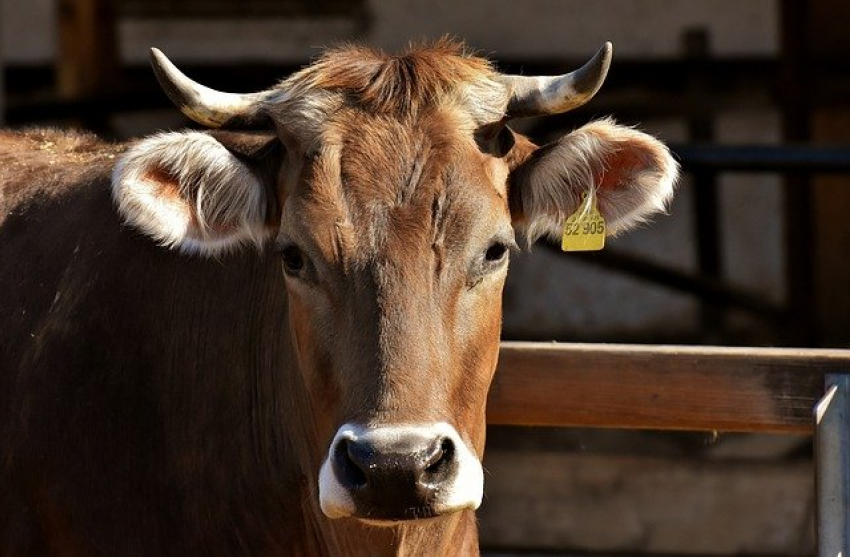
[561,195,606,252]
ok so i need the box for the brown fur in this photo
[0,113,504,557]
[1,41,676,556]
[278,100,511,452]
[303,38,497,116]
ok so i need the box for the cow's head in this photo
[112,41,677,524]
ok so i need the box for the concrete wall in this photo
[3,0,778,63]
[479,450,813,553]
[1,0,54,64]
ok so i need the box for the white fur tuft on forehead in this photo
[112,131,271,256]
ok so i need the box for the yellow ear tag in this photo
[561,191,606,252]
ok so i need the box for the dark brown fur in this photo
[1,130,301,555]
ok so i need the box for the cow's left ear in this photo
[112,130,281,256]
[508,119,678,244]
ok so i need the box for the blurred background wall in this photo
[3,1,849,554]
[4,0,778,63]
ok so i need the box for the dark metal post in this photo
[780,0,817,345]
[684,28,724,341]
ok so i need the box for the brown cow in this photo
[0,40,677,555]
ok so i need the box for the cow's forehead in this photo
[284,108,510,265]
[265,39,509,149]
[271,40,515,261]
[332,108,485,204]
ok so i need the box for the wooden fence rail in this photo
[487,342,850,554]
[488,342,850,433]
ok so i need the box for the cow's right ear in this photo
[112,130,282,256]
[507,119,677,245]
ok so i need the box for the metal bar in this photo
[778,0,817,347]
[815,374,850,556]
[672,144,850,173]
[782,171,817,345]
[682,29,726,340]
[547,243,787,320]
[692,166,725,337]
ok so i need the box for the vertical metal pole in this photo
[815,373,850,556]
[684,28,724,342]
[780,0,817,346]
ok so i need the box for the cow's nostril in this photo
[321,425,483,521]
[424,437,455,476]
[333,438,368,488]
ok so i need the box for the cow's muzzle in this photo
[318,423,483,523]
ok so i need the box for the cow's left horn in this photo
[500,42,612,118]
[150,48,270,128]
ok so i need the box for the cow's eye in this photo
[468,239,512,287]
[484,242,509,263]
[280,244,305,276]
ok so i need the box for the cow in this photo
[0,39,677,555]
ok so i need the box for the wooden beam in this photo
[790,0,850,346]
[57,0,118,98]
[812,110,850,346]
[487,342,850,434]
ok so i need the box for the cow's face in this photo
[279,107,513,521]
[112,41,677,524]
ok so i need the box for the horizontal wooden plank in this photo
[487,342,850,434]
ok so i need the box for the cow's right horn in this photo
[500,42,613,118]
[150,48,270,128]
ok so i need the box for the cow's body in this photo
[1,41,677,555]
[1,131,288,554]
[0,130,480,555]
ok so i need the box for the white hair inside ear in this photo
[511,118,679,246]
[112,131,272,256]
